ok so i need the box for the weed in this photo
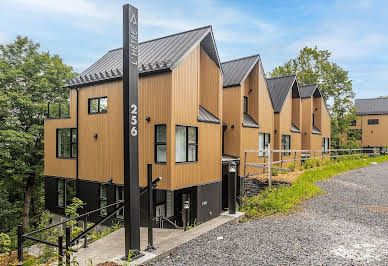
[287,162,297,172]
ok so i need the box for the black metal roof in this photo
[66,26,221,88]
[355,98,388,115]
[300,84,321,98]
[267,75,299,113]
[198,105,220,124]
[312,125,322,135]
[291,122,300,133]
[221,55,260,88]
[242,113,259,128]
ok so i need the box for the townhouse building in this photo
[300,84,331,154]
[44,26,223,227]
[349,98,388,150]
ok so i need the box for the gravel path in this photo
[152,162,388,265]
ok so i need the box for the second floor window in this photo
[258,133,270,157]
[176,125,198,163]
[368,119,379,125]
[57,128,77,158]
[281,135,291,156]
[88,97,108,114]
[351,120,356,126]
[312,114,315,126]
[155,125,167,163]
[243,96,248,113]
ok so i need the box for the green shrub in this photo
[271,169,279,176]
[0,232,11,255]
[241,155,388,219]
[287,162,297,172]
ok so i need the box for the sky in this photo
[0,0,387,99]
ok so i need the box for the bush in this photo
[0,233,11,255]
[271,169,279,176]
[287,162,297,172]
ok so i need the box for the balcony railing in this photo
[47,102,70,119]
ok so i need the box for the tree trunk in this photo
[22,175,35,228]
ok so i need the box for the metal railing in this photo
[243,146,380,187]
[17,201,124,264]
[47,102,71,119]
[158,216,182,229]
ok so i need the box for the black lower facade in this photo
[45,176,222,228]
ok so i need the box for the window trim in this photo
[88,96,108,114]
[175,125,198,164]
[99,184,108,217]
[367,119,379,125]
[281,134,291,156]
[56,128,77,159]
[258,132,270,157]
[155,124,167,164]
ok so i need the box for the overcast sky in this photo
[1,0,387,99]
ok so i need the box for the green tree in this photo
[0,36,76,229]
[270,46,355,148]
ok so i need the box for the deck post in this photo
[268,145,272,187]
[17,224,23,263]
[58,235,63,265]
[65,226,70,265]
[123,3,141,257]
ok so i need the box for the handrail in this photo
[159,216,182,229]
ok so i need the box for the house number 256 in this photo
[130,104,138,136]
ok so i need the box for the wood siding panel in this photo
[223,86,242,157]
[301,98,312,150]
[359,115,388,147]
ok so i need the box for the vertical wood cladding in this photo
[45,45,222,191]
[223,85,242,157]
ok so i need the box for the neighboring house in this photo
[221,55,274,190]
[267,75,302,162]
[349,98,388,150]
[44,26,223,227]
[300,84,331,155]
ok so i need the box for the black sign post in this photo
[123,3,140,256]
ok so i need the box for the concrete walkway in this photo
[74,212,244,265]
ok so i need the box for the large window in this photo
[368,119,379,125]
[351,120,357,126]
[243,96,248,113]
[88,97,107,114]
[116,186,124,219]
[100,184,108,216]
[281,135,291,156]
[176,126,198,163]
[258,133,270,157]
[57,128,77,158]
[322,138,330,154]
[155,125,167,163]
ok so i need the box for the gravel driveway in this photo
[152,162,388,265]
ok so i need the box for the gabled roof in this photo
[355,98,388,115]
[66,26,221,88]
[312,125,322,135]
[198,105,220,124]
[291,122,300,133]
[242,113,259,128]
[221,55,260,88]
[267,75,299,113]
[300,84,321,98]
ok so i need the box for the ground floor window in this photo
[166,191,174,218]
[116,185,124,219]
[57,179,65,207]
[258,133,270,157]
[100,184,108,216]
[281,135,291,156]
[57,179,75,207]
[322,138,330,154]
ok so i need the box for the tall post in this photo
[146,164,154,251]
[17,224,23,263]
[268,144,272,187]
[65,226,71,265]
[123,4,140,256]
[58,235,63,265]
[228,161,237,214]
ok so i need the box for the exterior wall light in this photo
[231,124,234,129]
[93,133,98,139]
[146,116,151,123]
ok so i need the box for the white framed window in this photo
[281,135,291,156]
[259,133,270,157]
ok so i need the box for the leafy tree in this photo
[270,46,355,148]
[0,36,76,228]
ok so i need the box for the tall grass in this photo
[241,155,388,220]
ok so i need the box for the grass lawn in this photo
[241,155,388,220]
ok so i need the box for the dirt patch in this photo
[364,206,388,214]
[247,170,302,184]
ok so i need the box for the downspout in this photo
[76,87,79,198]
